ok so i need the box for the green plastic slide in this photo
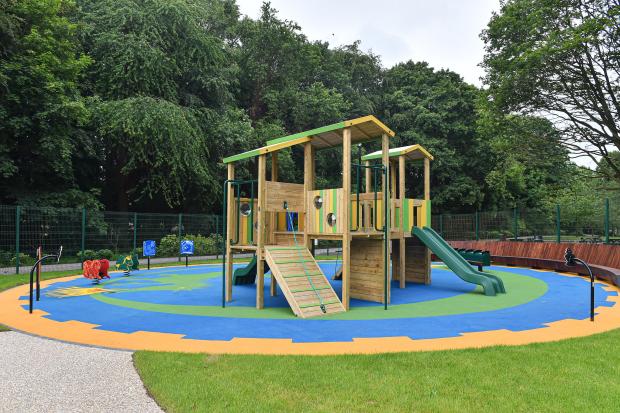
[412,226,505,296]
[233,255,270,286]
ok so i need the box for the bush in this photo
[158,234,179,257]
[76,249,115,261]
[0,250,14,266]
[77,249,97,261]
[11,253,35,266]
[158,233,224,257]
[96,249,114,260]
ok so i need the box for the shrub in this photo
[158,233,224,257]
[96,249,114,260]
[11,253,35,266]
[76,249,97,261]
[0,250,14,266]
[158,234,179,257]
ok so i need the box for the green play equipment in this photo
[412,226,505,296]
[455,249,491,269]
[233,255,270,286]
[115,253,139,276]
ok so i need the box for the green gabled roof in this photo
[222,136,311,164]
[266,115,395,150]
[223,115,395,164]
[361,144,434,162]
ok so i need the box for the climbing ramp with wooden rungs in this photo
[264,246,346,318]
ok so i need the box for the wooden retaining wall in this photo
[350,238,388,304]
[450,240,620,269]
[392,238,430,284]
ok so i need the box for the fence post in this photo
[513,207,518,241]
[605,198,610,244]
[178,213,182,262]
[439,214,443,237]
[81,208,86,269]
[15,206,20,274]
[133,212,137,252]
[475,211,480,241]
[556,204,561,244]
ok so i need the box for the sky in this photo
[235,0,501,87]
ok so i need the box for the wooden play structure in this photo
[221,116,504,318]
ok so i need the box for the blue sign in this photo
[180,240,194,255]
[143,240,156,257]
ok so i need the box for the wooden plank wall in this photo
[350,238,387,303]
[392,238,430,283]
[450,240,620,269]
[274,232,296,246]
[264,181,305,212]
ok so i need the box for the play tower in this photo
[221,116,504,318]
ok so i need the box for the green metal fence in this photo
[432,200,619,244]
[1,200,618,274]
[0,205,222,274]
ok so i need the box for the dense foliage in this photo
[482,0,620,182]
[0,0,616,214]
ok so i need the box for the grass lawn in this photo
[134,329,620,412]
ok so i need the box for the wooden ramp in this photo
[264,246,345,318]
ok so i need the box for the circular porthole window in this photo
[314,195,323,209]
[326,213,337,227]
[239,202,252,217]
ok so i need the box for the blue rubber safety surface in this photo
[23,264,617,343]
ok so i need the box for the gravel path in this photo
[0,332,162,413]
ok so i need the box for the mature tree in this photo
[477,100,571,210]
[380,61,490,212]
[77,0,252,211]
[482,0,620,182]
[235,3,374,189]
[0,0,94,207]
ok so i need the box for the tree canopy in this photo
[482,0,620,182]
[0,0,613,214]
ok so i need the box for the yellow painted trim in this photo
[345,115,395,137]
[258,136,311,156]
[362,144,434,161]
[1,272,619,355]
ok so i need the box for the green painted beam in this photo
[266,121,346,146]
[222,148,261,164]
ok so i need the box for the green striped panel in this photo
[319,190,324,233]
[298,300,341,309]
[275,259,313,264]
[403,198,410,230]
[291,286,331,293]
[331,188,337,233]
[282,272,323,278]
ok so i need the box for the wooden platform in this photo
[264,246,345,318]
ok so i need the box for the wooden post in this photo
[257,154,266,309]
[423,156,431,284]
[303,143,314,250]
[399,155,406,289]
[342,128,351,310]
[390,160,397,199]
[424,157,430,201]
[225,163,235,302]
[364,160,371,228]
[382,133,390,303]
[270,153,278,297]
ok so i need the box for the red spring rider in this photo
[83,259,110,284]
